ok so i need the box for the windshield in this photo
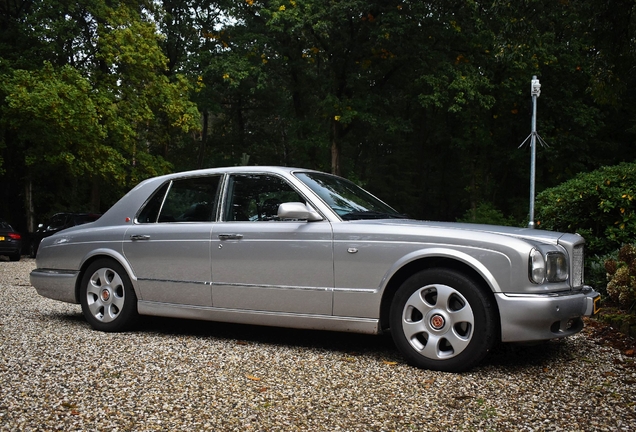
[295,172,406,220]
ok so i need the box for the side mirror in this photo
[277,202,323,221]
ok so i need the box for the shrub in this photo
[457,202,518,226]
[535,162,636,258]
[605,244,636,310]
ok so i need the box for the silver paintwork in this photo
[30,166,600,343]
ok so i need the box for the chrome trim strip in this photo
[333,287,377,293]
[210,281,332,291]
[138,278,351,292]
[138,278,212,285]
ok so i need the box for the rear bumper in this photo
[30,268,79,304]
[495,286,600,342]
[0,243,21,255]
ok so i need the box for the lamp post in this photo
[528,76,541,228]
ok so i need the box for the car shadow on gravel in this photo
[46,311,595,371]
[138,315,400,359]
[479,339,576,371]
[134,315,578,370]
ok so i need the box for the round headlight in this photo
[529,248,545,284]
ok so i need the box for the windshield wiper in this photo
[341,210,408,221]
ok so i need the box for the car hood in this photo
[345,219,576,244]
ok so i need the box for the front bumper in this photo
[495,286,600,343]
[30,268,80,304]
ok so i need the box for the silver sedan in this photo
[31,166,600,372]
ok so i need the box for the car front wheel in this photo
[80,259,138,332]
[389,268,498,372]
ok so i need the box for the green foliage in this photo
[535,162,636,257]
[604,244,636,310]
[1,62,113,177]
[2,0,636,236]
[0,1,200,225]
[456,202,518,226]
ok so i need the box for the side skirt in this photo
[137,300,380,335]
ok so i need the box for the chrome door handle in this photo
[217,233,244,240]
[130,235,150,240]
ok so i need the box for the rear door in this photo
[123,175,221,306]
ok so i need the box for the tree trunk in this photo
[24,177,35,233]
[198,110,209,168]
[331,119,341,176]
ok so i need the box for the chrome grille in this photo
[571,245,584,288]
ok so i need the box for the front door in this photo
[211,173,334,315]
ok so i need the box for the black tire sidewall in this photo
[80,258,138,332]
[389,268,497,372]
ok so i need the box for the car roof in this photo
[92,166,328,227]
[152,166,320,181]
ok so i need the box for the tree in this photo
[0,0,200,230]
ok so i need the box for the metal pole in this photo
[528,76,541,228]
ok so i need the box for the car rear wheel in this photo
[389,268,498,372]
[80,259,138,332]
[9,252,20,262]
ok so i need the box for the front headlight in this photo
[546,252,568,282]
[529,248,569,284]
[529,248,546,284]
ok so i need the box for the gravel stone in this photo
[1,259,635,431]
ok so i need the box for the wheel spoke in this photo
[86,282,101,298]
[402,318,428,341]
[445,329,472,352]
[448,305,474,325]
[108,272,124,290]
[111,292,126,310]
[420,334,442,359]
[433,284,455,310]
[404,289,433,314]
[87,297,104,317]
[103,305,119,322]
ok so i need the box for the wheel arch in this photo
[379,251,502,333]
[74,249,139,303]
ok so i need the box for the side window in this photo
[137,176,221,223]
[137,183,169,223]
[224,174,304,221]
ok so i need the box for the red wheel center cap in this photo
[101,289,111,302]
[430,314,445,330]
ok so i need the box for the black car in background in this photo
[30,213,101,257]
[0,219,23,261]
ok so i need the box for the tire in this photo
[80,258,138,332]
[389,268,498,372]
[9,252,20,262]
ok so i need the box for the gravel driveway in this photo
[1,259,635,431]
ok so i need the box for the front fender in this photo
[381,246,510,294]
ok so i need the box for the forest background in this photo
[1,0,635,238]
